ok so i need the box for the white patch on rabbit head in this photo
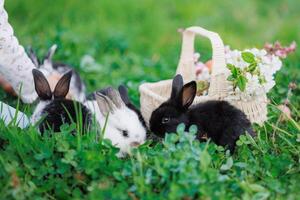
[104,106,147,155]
[31,100,50,124]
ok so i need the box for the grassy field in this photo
[1,0,300,199]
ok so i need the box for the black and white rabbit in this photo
[31,69,91,134]
[28,44,86,102]
[85,86,147,156]
[149,74,255,152]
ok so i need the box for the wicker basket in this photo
[139,26,267,126]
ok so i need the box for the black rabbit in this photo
[31,69,91,134]
[149,74,255,152]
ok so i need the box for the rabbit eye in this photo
[162,117,170,124]
[122,130,129,137]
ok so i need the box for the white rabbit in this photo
[85,86,147,157]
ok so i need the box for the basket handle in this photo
[176,26,226,81]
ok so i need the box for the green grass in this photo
[1,0,300,199]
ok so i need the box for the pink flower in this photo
[264,41,296,59]
[195,62,206,75]
[277,104,292,121]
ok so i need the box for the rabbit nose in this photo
[130,141,140,147]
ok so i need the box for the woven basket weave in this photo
[139,26,267,126]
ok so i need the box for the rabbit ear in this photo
[118,85,131,105]
[53,70,72,99]
[105,87,125,109]
[32,69,52,100]
[171,74,183,99]
[28,47,40,67]
[95,92,116,115]
[43,44,57,65]
[179,81,197,109]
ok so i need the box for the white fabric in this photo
[0,0,37,103]
[0,101,30,128]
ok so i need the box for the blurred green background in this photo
[3,0,300,105]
